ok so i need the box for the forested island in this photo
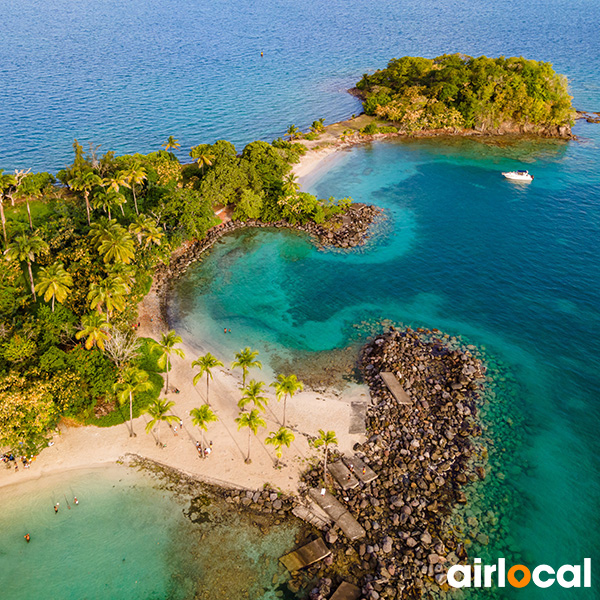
[352,54,575,136]
[0,137,362,454]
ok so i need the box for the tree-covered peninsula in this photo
[355,54,575,135]
[0,137,353,453]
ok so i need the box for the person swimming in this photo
[74,497,79,505]
[24,534,30,543]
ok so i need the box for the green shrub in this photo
[360,123,379,135]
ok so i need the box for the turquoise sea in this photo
[0,466,300,599]
[2,0,599,597]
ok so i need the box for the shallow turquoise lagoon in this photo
[0,467,300,600]
[171,127,600,598]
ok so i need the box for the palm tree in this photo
[282,173,300,198]
[102,174,128,215]
[144,398,179,447]
[313,429,338,484]
[194,153,215,175]
[35,262,73,311]
[238,379,269,411]
[162,136,180,152]
[271,373,303,427]
[285,125,301,141]
[94,222,136,264]
[87,276,128,321]
[69,170,102,225]
[235,408,266,463]
[4,232,48,299]
[103,171,128,194]
[192,352,224,405]
[129,214,164,249]
[190,404,218,457]
[155,330,185,393]
[14,174,40,231]
[0,170,16,246]
[265,426,295,466]
[310,118,326,133]
[75,312,110,350]
[114,367,152,437]
[92,189,125,220]
[231,347,262,389]
[122,163,147,215]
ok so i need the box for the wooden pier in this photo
[343,455,378,484]
[380,371,413,405]
[309,489,366,541]
[280,537,331,572]
[328,460,359,490]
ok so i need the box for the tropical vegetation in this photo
[356,54,575,133]
[0,131,353,455]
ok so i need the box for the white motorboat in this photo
[502,170,534,182]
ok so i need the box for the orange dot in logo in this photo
[508,565,532,588]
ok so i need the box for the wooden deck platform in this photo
[330,581,361,600]
[308,489,366,541]
[280,538,331,572]
[292,505,332,530]
[380,371,413,405]
[343,455,378,484]
[328,460,359,490]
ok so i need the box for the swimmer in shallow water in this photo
[24,534,30,543]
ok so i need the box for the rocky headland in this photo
[152,202,383,296]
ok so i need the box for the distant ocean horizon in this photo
[2,0,599,598]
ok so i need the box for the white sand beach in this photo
[0,287,370,494]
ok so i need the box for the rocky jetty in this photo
[300,326,488,599]
[153,203,382,293]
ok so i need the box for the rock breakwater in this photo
[153,203,382,294]
[300,326,489,599]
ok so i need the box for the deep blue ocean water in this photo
[2,0,600,598]
[0,0,598,171]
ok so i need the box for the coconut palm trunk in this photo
[129,390,135,436]
[84,191,92,225]
[283,393,288,427]
[206,375,210,405]
[0,202,6,247]
[132,187,139,215]
[27,261,36,300]
[26,201,33,230]
[156,422,161,446]
[165,357,170,393]
[247,430,252,462]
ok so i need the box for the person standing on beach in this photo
[54,504,59,514]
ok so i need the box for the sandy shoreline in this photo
[0,283,370,495]
[0,128,381,495]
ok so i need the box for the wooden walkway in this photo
[343,455,378,484]
[380,371,413,405]
[328,460,359,490]
[330,582,361,600]
[292,505,332,530]
[280,538,331,571]
[309,489,366,541]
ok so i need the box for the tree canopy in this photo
[356,54,574,133]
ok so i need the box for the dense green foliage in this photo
[356,54,574,133]
[0,135,352,454]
